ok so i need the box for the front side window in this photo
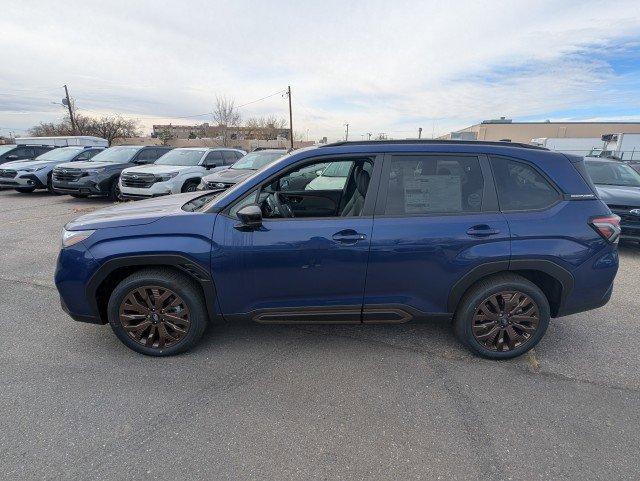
[384,155,484,215]
[222,151,237,164]
[237,157,373,219]
[490,156,559,211]
[204,151,224,166]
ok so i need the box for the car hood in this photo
[202,168,254,183]
[1,159,57,170]
[595,184,640,206]
[65,191,206,230]
[56,161,119,170]
[123,164,197,175]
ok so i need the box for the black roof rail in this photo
[319,139,548,151]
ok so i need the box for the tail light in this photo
[589,215,621,243]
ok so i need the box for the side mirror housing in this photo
[235,204,262,230]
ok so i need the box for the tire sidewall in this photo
[107,274,207,356]
[182,180,198,193]
[456,279,550,359]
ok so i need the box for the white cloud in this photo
[1,0,639,140]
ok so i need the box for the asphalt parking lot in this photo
[1,188,639,481]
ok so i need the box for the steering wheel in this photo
[265,192,294,218]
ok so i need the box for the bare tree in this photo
[158,127,175,146]
[212,96,241,146]
[28,114,140,145]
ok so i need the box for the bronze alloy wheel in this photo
[471,291,540,352]
[118,286,191,349]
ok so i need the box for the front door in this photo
[211,155,379,322]
[363,153,511,321]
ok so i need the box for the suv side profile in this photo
[52,146,172,200]
[120,147,245,200]
[55,141,619,359]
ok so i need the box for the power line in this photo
[236,89,287,109]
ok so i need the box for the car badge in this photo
[133,175,138,179]
[630,209,640,216]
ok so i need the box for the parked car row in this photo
[0,137,291,201]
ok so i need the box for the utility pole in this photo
[63,85,76,134]
[418,127,423,139]
[344,123,349,141]
[367,132,372,141]
[287,85,293,150]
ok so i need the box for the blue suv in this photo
[55,141,620,359]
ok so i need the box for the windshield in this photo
[34,147,83,162]
[231,151,285,170]
[89,146,140,163]
[155,149,205,166]
[586,161,640,187]
[0,145,15,156]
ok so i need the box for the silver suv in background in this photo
[119,147,246,199]
[0,146,104,193]
[198,149,287,192]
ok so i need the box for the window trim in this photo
[222,153,383,221]
[488,155,563,213]
[374,152,496,218]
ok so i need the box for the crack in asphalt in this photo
[0,277,55,291]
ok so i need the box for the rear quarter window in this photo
[490,156,560,211]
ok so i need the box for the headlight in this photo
[85,168,105,175]
[157,172,179,181]
[62,228,95,248]
[22,166,47,172]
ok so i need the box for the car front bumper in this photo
[119,181,176,199]
[0,173,46,189]
[53,175,108,195]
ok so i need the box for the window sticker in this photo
[404,175,462,213]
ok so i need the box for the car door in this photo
[211,155,382,322]
[362,152,510,322]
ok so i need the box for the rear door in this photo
[363,152,511,321]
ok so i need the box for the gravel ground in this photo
[1,188,639,480]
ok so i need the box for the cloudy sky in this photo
[2,0,640,141]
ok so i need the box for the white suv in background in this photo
[119,147,245,200]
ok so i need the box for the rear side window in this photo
[490,157,560,211]
[384,155,484,215]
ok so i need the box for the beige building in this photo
[152,122,290,141]
[442,118,640,144]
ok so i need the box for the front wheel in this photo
[47,175,61,195]
[181,180,199,193]
[107,268,208,356]
[454,273,550,359]
[108,179,122,201]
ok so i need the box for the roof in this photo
[321,139,547,151]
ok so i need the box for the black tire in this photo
[15,187,35,193]
[181,180,199,193]
[453,273,550,359]
[70,193,88,198]
[107,268,208,356]
[108,179,122,201]
[47,174,61,195]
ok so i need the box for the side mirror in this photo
[235,204,262,230]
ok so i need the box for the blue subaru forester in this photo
[55,140,620,359]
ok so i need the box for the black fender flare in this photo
[86,254,217,323]
[447,259,574,313]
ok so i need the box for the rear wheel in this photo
[454,273,550,359]
[182,180,199,193]
[15,187,35,193]
[107,269,208,356]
